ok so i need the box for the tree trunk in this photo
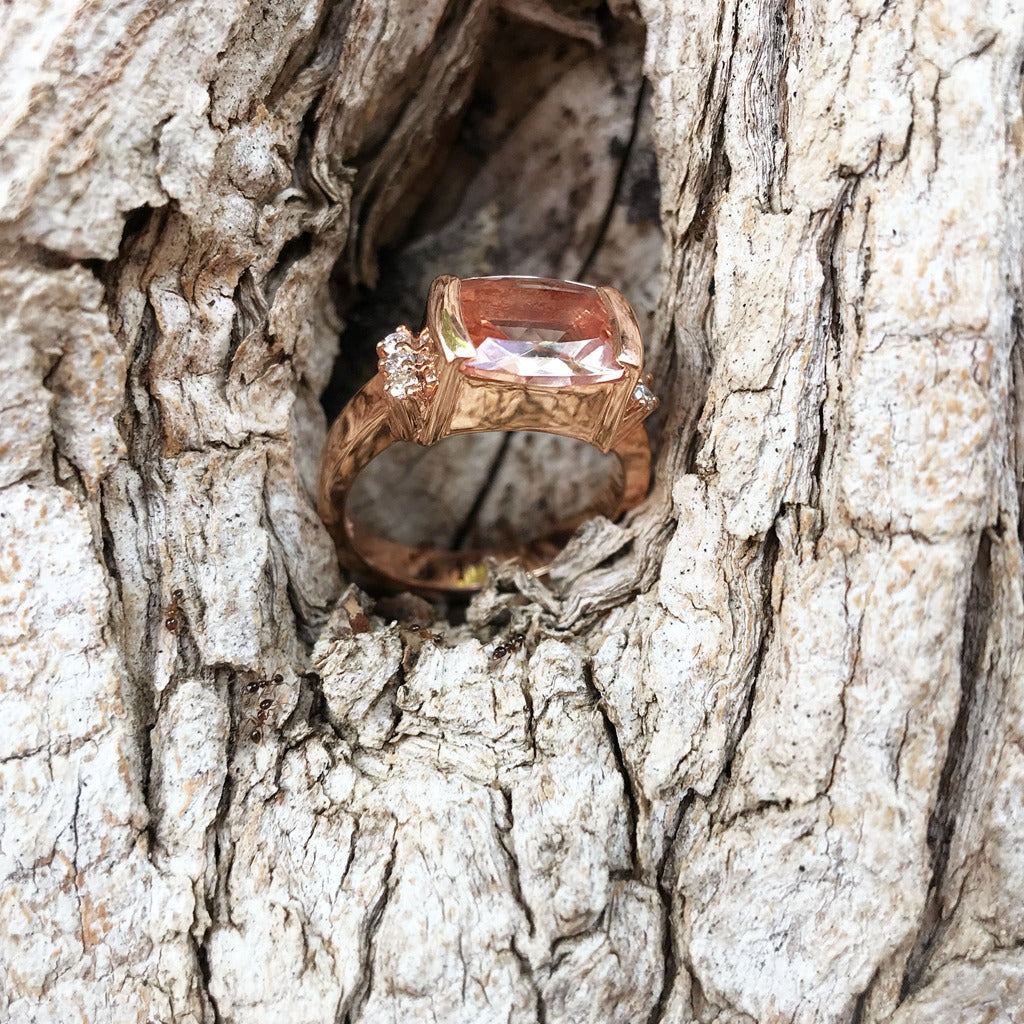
[2,1,1022,1023]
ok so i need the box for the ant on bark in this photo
[164,588,185,633]
[242,673,283,742]
[491,633,525,662]
[407,623,445,647]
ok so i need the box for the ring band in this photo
[317,275,658,594]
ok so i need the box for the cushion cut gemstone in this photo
[458,276,623,385]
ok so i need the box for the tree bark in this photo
[2,2,1022,1023]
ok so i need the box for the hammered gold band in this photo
[317,275,657,594]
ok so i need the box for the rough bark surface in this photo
[1,2,1022,1023]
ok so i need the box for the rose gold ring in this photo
[317,275,658,594]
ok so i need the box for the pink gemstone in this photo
[458,277,623,385]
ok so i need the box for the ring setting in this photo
[318,275,658,594]
[379,327,439,400]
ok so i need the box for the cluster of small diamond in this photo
[631,377,658,416]
[378,328,438,399]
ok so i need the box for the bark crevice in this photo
[900,525,997,1000]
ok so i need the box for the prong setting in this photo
[627,375,659,419]
[378,327,438,400]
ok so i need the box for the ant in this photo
[408,623,445,647]
[398,622,446,674]
[248,698,275,742]
[491,633,525,661]
[242,673,283,742]
[164,588,185,633]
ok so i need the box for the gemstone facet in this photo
[458,277,623,386]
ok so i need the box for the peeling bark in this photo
[1,2,1023,1023]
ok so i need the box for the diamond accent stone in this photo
[379,331,408,357]
[458,277,624,386]
[634,379,659,418]
[385,363,420,398]
[378,328,438,400]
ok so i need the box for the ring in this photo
[317,275,658,594]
